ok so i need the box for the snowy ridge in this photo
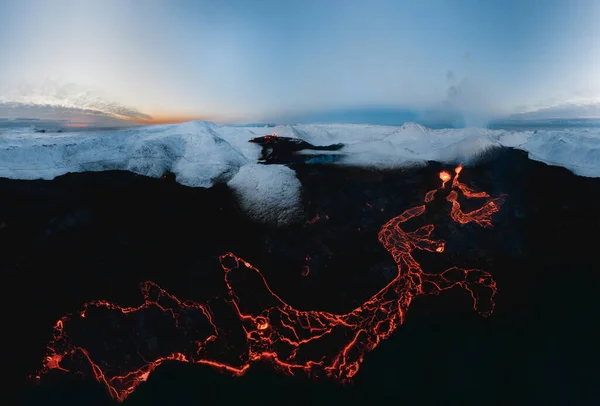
[0,121,251,188]
[2,121,600,225]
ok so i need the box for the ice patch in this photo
[337,140,425,169]
[227,164,303,226]
[518,130,600,177]
[496,131,532,148]
[333,126,501,168]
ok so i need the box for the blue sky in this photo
[1,0,599,125]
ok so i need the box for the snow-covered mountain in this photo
[3,120,599,180]
[2,120,600,224]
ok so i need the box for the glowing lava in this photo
[250,133,279,144]
[307,213,329,225]
[440,170,452,184]
[34,166,506,402]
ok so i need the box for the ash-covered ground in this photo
[2,146,599,406]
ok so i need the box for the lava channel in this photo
[33,165,506,402]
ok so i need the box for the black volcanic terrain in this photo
[2,147,599,405]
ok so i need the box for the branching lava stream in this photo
[33,166,506,402]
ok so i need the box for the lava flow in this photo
[34,166,506,402]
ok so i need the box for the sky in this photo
[1,0,600,126]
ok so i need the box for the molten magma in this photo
[439,170,451,186]
[34,166,506,402]
[250,133,279,144]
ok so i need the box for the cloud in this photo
[440,65,498,127]
[442,78,488,126]
[507,101,600,119]
[0,103,140,127]
[0,80,152,121]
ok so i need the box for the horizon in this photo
[4,113,600,133]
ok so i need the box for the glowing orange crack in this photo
[34,166,506,402]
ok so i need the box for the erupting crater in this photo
[33,166,506,402]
